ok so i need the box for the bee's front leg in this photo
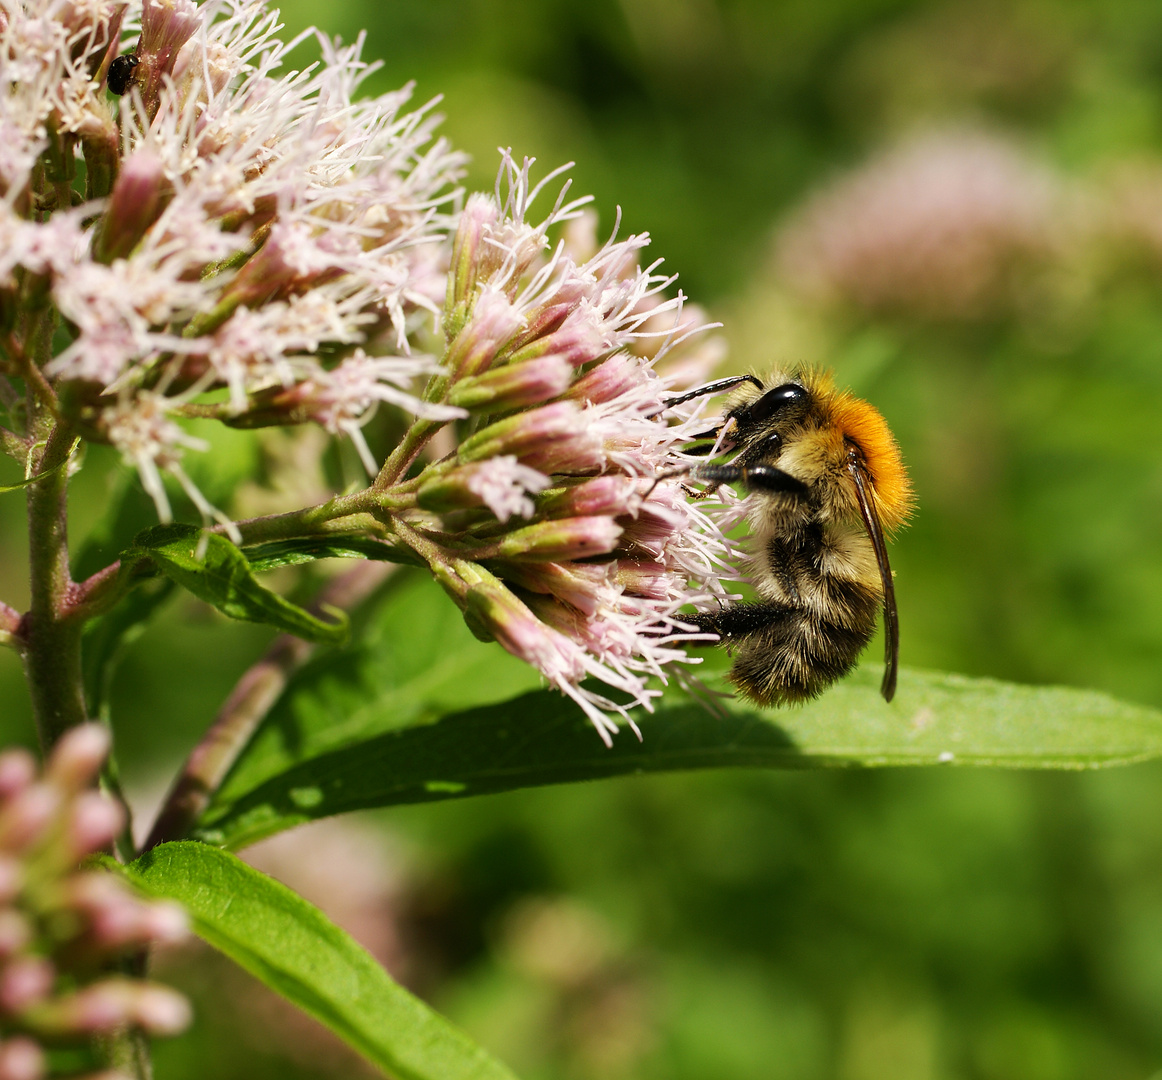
[692,463,809,500]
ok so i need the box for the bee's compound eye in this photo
[744,383,808,424]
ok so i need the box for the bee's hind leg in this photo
[692,600,868,706]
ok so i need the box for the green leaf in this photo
[121,524,347,644]
[196,570,541,822]
[191,576,1162,851]
[0,439,78,494]
[243,535,423,573]
[125,843,517,1080]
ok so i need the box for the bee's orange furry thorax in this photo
[825,390,913,531]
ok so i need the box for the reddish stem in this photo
[144,560,395,849]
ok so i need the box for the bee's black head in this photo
[738,382,809,426]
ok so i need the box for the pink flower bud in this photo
[46,724,110,794]
[614,561,678,601]
[27,978,188,1036]
[418,458,549,522]
[66,793,124,858]
[444,288,524,380]
[0,787,60,855]
[448,354,572,411]
[463,582,584,684]
[503,307,610,368]
[496,517,623,562]
[221,219,335,310]
[564,355,646,405]
[457,402,599,471]
[72,875,188,950]
[616,490,687,556]
[0,1036,44,1080]
[139,0,199,67]
[133,984,193,1034]
[501,301,572,357]
[499,562,610,617]
[138,902,189,947]
[447,194,500,310]
[96,151,167,264]
[0,957,54,1014]
[0,754,35,803]
[520,436,607,477]
[538,476,643,518]
[135,0,200,117]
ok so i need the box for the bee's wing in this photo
[848,455,900,702]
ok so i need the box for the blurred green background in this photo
[6,0,1162,1076]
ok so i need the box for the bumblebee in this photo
[668,369,913,705]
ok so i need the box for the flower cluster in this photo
[774,129,1060,320]
[376,154,741,741]
[0,725,189,1079]
[0,0,744,741]
[0,0,464,521]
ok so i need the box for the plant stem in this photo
[145,560,395,848]
[375,418,442,489]
[21,423,86,752]
[226,490,382,546]
[99,1028,153,1080]
[23,424,149,1079]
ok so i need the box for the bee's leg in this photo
[692,600,872,706]
[680,441,722,458]
[681,481,721,501]
[690,600,796,639]
[693,463,809,500]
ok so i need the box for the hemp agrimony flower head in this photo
[378,153,742,741]
[0,0,464,524]
[0,725,189,1078]
[0,0,740,743]
[774,129,1059,321]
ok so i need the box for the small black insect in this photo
[107,53,140,96]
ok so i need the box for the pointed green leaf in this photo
[0,439,78,494]
[196,570,540,815]
[242,535,422,574]
[121,524,346,644]
[190,576,1162,851]
[126,843,517,1080]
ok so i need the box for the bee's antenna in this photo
[646,374,764,419]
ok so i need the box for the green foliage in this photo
[118,524,347,644]
[242,535,423,573]
[126,842,518,1080]
[0,449,74,493]
[190,573,1162,850]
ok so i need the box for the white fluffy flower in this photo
[0,0,465,521]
